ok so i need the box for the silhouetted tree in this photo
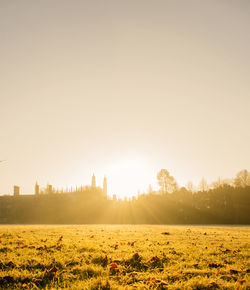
[234,169,250,187]
[210,177,223,189]
[157,169,178,193]
[199,177,208,192]
[186,181,195,192]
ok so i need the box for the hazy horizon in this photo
[1,0,250,198]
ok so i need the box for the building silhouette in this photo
[0,174,110,223]
[91,174,96,188]
[9,174,107,197]
[47,184,53,194]
[14,186,20,196]
[35,182,39,195]
[103,176,107,196]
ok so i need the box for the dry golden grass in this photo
[0,225,249,289]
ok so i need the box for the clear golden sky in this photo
[0,1,249,198]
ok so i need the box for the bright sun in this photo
[105,157,156,199]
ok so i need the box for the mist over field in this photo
[0,169,249,225]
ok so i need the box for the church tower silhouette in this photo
[35,181,39,195]
[103,176,107,195]
[91,174,96,188]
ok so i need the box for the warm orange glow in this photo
[105,156,155,199]
[0,1,249,196]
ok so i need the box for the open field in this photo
[0,225,249,289]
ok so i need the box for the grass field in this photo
[0,225,249,289]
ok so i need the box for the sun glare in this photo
[105,157,155,199]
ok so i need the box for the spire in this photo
[35,181,39,195]
[103,175,107,196]
[91,173,96,188]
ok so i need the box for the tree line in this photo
[154,168,250,194]
[0,169,249,224]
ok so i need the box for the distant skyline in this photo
[1,1,250,198]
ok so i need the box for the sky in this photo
[0,0,250,198]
